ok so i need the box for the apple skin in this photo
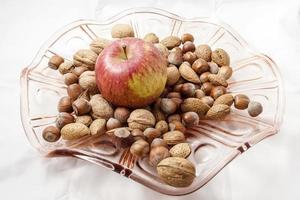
[95,38,167,108]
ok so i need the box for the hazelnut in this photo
[48,55,64,70]
[182,112,199,126]
[144,33,159,43]
[160,98,177,115]
[89,118,106,135]
[106,118,122,130]
[67,83,82,100]
[56,112,74,129]
[111,24,134,38]
[180,83,196,97]
[131,129,145,141]
[72,66,88,76]
[113,128,134,148]
[181,33,194,43]
[90,94,114,120]
[42,126,61,142]
[199,72,211,83]
[167,114,181,123]
[218,65,233,80]
[234,94,250,110]
[248,101,263,117]
[201,96,214,107]
[173,85,183,94]
[58,61,74,74]
[64,73,78,85]
[170,98,183,107]
[143,128,161,143]
[151,138,168,149]
[75,115,93,126]
[183,51,197,64]
[72,98,91,115]
[155,120,169,134]
[149,146,170,167]
[192,58,209,74]
[195,44,212,62]
[166,66,180,86]
[61,123,90,140]
[166,92,181,99]
[154,43,169,58]
[130,139,150,157]
[169,143,191,158]
[114,107,130,124]
[163,130,185,145]
[79,71,98,94]
[210,86,226,99]
[208,62,219,74]
[201,82,213,95]
[169,121,186,133]
[160,36,181,49]
[57,96,73,113]
[211,48,230,66]
[168,49,183,66]
[182,41,195,53]
[195,89,205,99]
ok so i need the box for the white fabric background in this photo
[1,0,300,199]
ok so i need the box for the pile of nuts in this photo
[43,24,263,188]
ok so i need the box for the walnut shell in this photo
[111,24,134,38]
[163,130,185,145]
[160,36,181,49]
[127,109,156,131]
[61,123,90,140]
[79,71,98,94]
[149,146,170,167]
[157,157,195,187]
[169,143,191,158]
[211,48,230,66]
[73,49,97,70]
[75,115,93,126]
[58,61,74,74]
[90,94,114,120]
[143,33,159,43]
[89,37,111,54]
[195,44,212,62]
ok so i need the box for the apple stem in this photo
[122,45,128,60]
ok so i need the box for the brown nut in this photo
[75,115,93,126]
[218,65,233,80]
[42,126,61,142]
[157,157,195,187]
[201,82,213,95]
[210,86,226,99]
[208,62,219,74]
[195,44,212,62]
[234,94,250,110]
[58,61,74,74]
[166,66,180,86]
[151,138,168,149]
[144,33,159,43]
[208,74,228,87]
[67,83,82,100]
[57,96,73,113]
[155,120,169,134]
[89,118,106,135]
[160,98,177,115]
[72,98,91,115]
[179,62,200,83]
[181,33,194,43]
[160,36,181,49]
[163,130,185,145]
[182,112,199,126]
[143,128,161,143]
[90,94,114,120]
[169,121,186,133]
[73,49,97,70]
[180,83,196,98]
[183,51,197,64]
[181,98,210,117]
[90,37,111,54]
[72,66,88,77]
[131,129,145,141]
[182,41,195,53]
[167,114,181,123]
[111,24,134,38]
[106,118,122,130]
[152,108,166,122]
[48,55,64,70]
[201,96,214,107]
[130,139,150,157]
[168,49,183,66]
[114,107,130,124]
[195,89,206,99]
[64,73,78,85]
[149,146,170,167]
[199,72,211,83]
[154,43,169,58]
[206,104,230,120]
[56,112,74,129]
[112,127,134,148]
[173,84,183,93]
[214,94,234,106]
[166,92,181,99]
[79,71,98,94]
[192,58,209,74]
[211,48,230,66]
[169,143,191,158]
[61,123,90,140]
[248,101,263,117]
[127,109,156,131]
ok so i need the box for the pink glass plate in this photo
[20,8,284,196]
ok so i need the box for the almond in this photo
[181,98,210,117]
[211,48,230,66]
[179,62,200,83]
[206,104,230,120]
[160,36,181,49]
[61,123,90,140]
[214,94,234,106]
[208,74,228,87]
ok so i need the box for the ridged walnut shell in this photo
[127,109,156,131]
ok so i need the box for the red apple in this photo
[95,38,167,108]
